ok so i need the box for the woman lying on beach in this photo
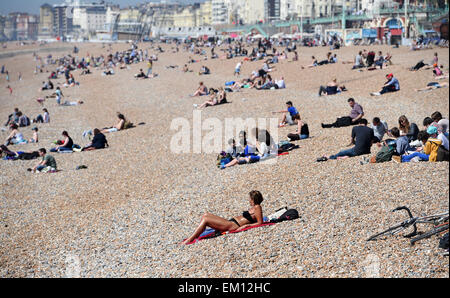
[194,87,227,109]
[0,145,40,160]
[182,190,264,244]
[415,82,449,92]
[101,113,126,133]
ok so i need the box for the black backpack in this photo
[436,145,449,162]
[270,209,300,223]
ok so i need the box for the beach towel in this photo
[185,216,274,245]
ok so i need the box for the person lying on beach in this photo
[415,81,449,92]
[50,131,73,152]
[287,114,310,141]
[101,113,126,134]
[29,148,57,173]
[191,82,208,96]
[317,119,374,161]
[1,145,35,160]
[370,73,400,96]
[62,100,84,106]
[182,190,264,245]
[273,101,299,127]
[321,98,364,128]
[318,78,347,96]
[82,128,108,151]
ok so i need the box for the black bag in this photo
[270,209,300,223]
[436,145,449,162]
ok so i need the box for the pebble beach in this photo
[0,41,448,278]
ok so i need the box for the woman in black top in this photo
[182,191,264,244]
[82,128,108,151]
[51,131,73,152]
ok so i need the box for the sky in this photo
[0,0,203,15]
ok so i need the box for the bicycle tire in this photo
[367,223,406,241]
[410,224,449,245]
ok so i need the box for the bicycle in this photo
[366,206,449,245]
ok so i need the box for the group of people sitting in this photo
[219,127,278,169]
[314,99,449,163]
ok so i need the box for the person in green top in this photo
[31,148,57,173]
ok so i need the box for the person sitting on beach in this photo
[273,101,299,127]
[221,128,277,169]
[256,74,276,90]
[191,82,208,97]
[28,127,39,143]
[82,128,108,151]
[351,51,364,69]
[199,65,210,75]
[370,73,400,96]
[29,148,57,173]
[275,77,286,89]
[393,127,442,163]
[50,131,73,152]
[182,190,265,244]
[316,119,374,161]
[195,89,219,109]
[415,81,448,92]
[397,115,419,143]
[321,98,364,128]
[431,111,449,138]
[34,108,50,124]
[370,117,388,144]
[101,113,126,134]
[135,69,147,79]
[287,114,310,141]
[318,78,346,96]
[4,123,26,146]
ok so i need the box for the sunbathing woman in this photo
[101,113,125,133]
[182,190,264,244]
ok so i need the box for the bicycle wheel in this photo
[410,224,449,245]
[367,223,407,241]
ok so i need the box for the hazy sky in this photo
[0,0,203,15]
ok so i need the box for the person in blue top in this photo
[273,101,299,127]
[370,73,400,96]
